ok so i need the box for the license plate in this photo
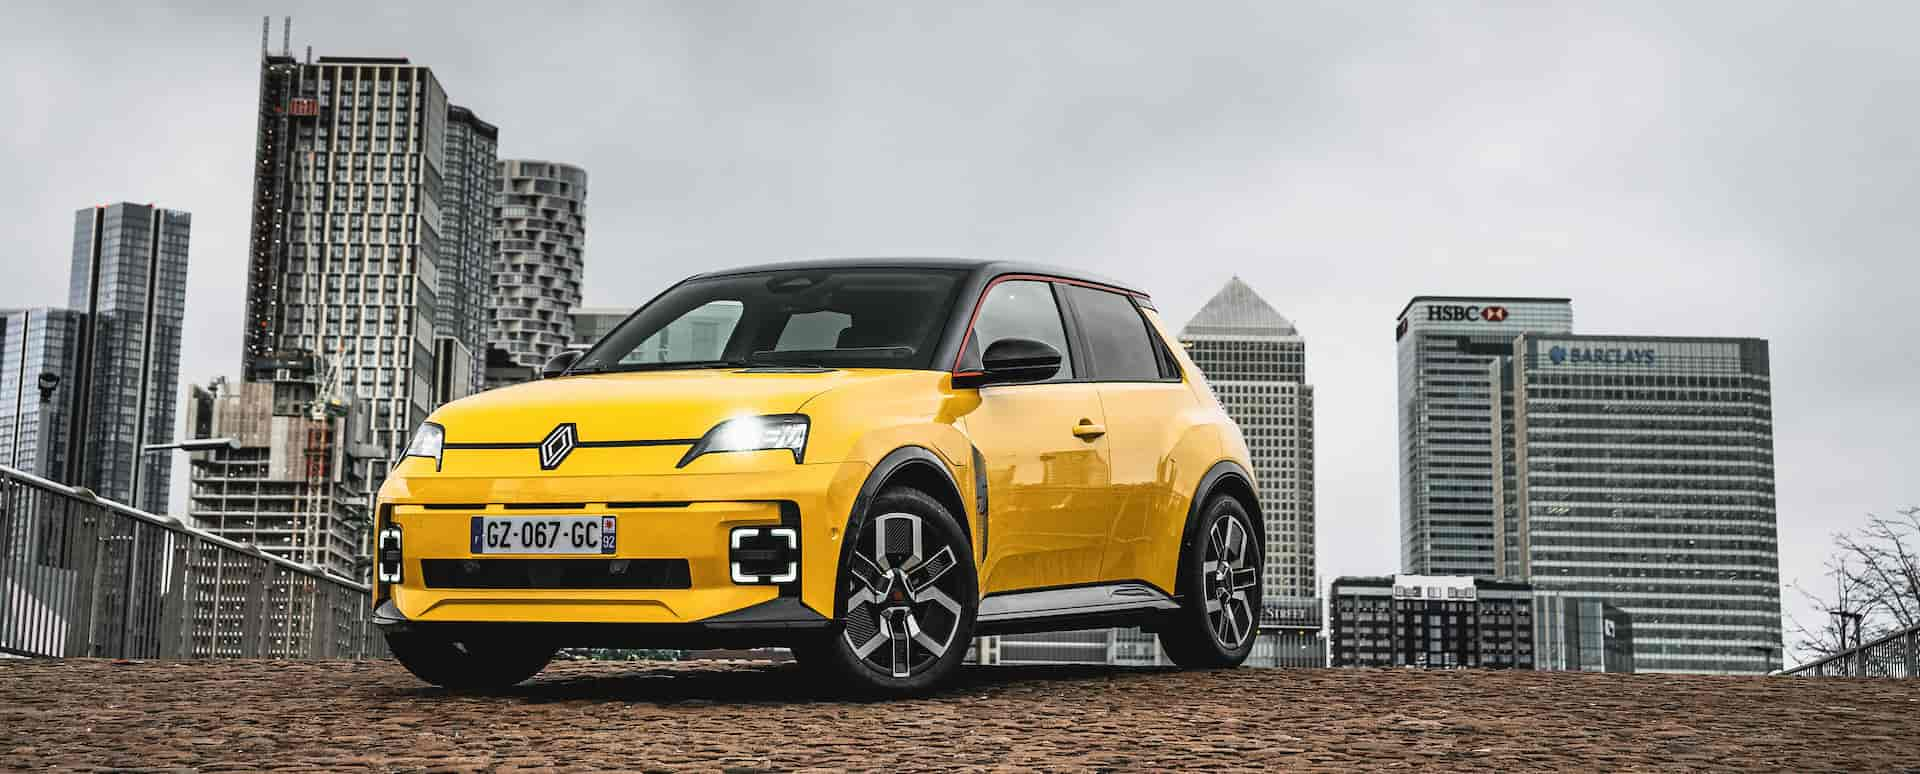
[470,516,617,555]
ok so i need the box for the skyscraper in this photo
[1179,280,1315,604]
[440,105,499,396]
[492,159,588,368]
[1395,297,1572,577]
[1503,335,1778,673]
[67,203,191,513]
[0,308,85,479]
[241,34,495,487]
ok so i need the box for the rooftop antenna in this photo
[282,17,291,57]
[260,16,269,59]
[306,45,312,64]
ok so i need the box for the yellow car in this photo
[373,259,1262,694]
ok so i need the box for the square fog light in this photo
[729,527,797,584]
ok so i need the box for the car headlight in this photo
[404,421,444,470]
[677,414,808,468]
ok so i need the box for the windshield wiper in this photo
[604,359,751,373]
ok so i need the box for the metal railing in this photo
[1,463,383,659]
[1781,622,1920,678]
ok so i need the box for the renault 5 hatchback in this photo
[372,258,1263,695]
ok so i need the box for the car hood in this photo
[429,368,879,445]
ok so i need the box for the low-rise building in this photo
[1330,574,1534,669]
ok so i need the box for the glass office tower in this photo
[1396,297,1571,577]
[1507,335,1779,674]
[69,203,192,513]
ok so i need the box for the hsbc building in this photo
[1394,297,1573,579]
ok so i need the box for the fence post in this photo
[157,533,190,658]
[64,501,104,657]
[237,559,267,658]
[1896,629,1912,679]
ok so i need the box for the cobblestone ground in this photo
[2,658,1917,772]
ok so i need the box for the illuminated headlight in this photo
[677,414,808,468]
[376,526,403,584]
[403,422,444,469]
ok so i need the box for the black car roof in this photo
[687,257,1148,297]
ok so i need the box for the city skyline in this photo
[4,4,1916,661]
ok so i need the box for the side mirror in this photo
[541,350,583,379]
[958,337,1062,387]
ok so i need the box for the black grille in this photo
[421,559,691,590]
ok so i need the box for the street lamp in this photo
[133,437,241,514]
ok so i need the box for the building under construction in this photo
[184,357,378,577]
[240,18,497,541]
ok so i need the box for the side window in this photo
[962,280,1073,380]
[1063,286,1162,381]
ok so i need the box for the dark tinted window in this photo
[1064,285,1162,380]
[576,268,964,372]
[959,280,1072,380]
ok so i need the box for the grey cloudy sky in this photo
[5,1,1916,655]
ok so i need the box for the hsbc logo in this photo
[1426,304,1509,323]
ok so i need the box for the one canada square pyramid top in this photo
[1180,276,1298,339]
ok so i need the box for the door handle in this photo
[1072,420,1106,440]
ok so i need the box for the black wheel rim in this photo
[1204,512,1258,650]
[841,512,964,679]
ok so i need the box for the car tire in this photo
[1159,493,1261,669]
[817,486,978,697]
[384,630,555,689]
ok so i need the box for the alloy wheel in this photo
[1203,512,1258,650]
[841,512,965,678]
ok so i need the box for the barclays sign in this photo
[1548,345,1657,366]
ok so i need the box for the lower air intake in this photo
[420,559,692,590]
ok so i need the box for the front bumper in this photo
[374,459,870,641]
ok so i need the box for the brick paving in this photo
[1,658,1916,772]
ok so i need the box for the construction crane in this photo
[283,348,347,655]
[298,349,347,568]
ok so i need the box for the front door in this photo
[954,279,1113,594]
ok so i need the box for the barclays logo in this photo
[1549,345,1658,367]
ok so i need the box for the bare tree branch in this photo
[1798,507,1920,659]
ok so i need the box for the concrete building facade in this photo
[1329,574,1535,669]
[492,159,587,368]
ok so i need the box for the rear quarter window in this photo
[1062,285,1164,381]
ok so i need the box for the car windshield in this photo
[573,267,967,373]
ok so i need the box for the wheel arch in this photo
[833,445,971,616]
[1175,460,1264,600]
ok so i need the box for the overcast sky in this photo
[6,1,1917,658]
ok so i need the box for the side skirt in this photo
[973,582,1180,637]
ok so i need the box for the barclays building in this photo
[1501,335,1779,674]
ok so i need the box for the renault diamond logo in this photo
[540,423,578,470]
